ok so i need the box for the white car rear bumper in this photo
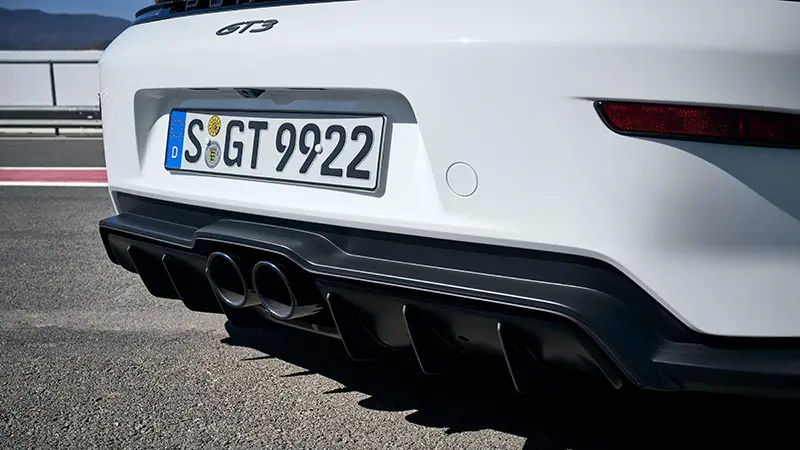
[100,0,800,340]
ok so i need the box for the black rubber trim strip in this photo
[0,108,101,121]
[135,0,356,25]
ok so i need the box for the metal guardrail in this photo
[0,106,102,128]
[0,55,102,135]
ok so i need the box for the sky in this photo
[0,0,150,20]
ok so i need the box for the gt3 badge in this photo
[216,19,278,36]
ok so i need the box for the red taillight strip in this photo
[595,101,800,149]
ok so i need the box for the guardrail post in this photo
[49,61,59,136]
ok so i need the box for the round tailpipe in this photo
[205,252,260,308]
[252,261,322,320]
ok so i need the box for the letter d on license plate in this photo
[164,109,386,191]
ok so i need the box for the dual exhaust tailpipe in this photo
[205,251,322,320]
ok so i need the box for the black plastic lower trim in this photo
[98,193,800,397]
[135,0,354,25]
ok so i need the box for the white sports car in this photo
[98,0,800,397]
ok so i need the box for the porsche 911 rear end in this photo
[97,0,800,397]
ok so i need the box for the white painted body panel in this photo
[99,0,800,337]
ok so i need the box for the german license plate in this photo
[164,109,385,191]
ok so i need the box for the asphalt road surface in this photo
[0,138,794,449]
[0,138,105,167]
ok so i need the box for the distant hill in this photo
[0,8,131,50]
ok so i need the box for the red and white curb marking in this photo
[0,167,107,187]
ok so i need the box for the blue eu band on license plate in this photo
[165,110,187,170]
[164,109,385,191]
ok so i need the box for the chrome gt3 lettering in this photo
[216,19,278,36]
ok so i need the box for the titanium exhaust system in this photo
[205,252,260,308]
[252,261,322,320]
